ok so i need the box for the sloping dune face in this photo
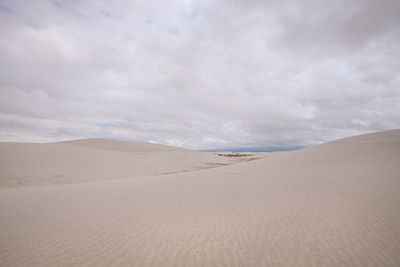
[64,138,189,152]
[0,139,236,187]
[0,130,400,266]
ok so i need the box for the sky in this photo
[0,0,399,150]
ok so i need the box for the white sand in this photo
[0,139,260,187]
[0,130,399,266]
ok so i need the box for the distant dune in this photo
[0,130,399,266]
[0,139,258,187]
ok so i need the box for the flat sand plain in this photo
[0,130,399,266]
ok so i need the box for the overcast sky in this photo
[0,0,399,149]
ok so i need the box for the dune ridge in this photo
[0,130,399,266]
[0,139,261,187]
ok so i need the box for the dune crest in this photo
[0,139,261,187]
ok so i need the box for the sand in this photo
[0,139,263,187]
[0,130,399,266]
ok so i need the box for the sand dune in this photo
[0,139,260,187]
[0,130,399,266]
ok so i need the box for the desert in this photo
[1,0,400,266]
[0,129,399,266]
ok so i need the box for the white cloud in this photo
[0,0,399,149]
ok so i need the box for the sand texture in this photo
[0,139,261,187]
[0,130,399,266]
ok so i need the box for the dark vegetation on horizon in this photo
[201,146,304,153]
[216,153,254,157]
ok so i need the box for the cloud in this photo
[0,0,399,149]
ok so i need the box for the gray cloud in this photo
[0,0,399,149]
